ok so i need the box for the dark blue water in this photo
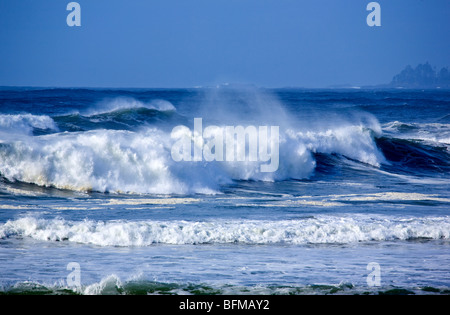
[0,87,449,294]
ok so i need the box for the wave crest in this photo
[0,121,387,194]
[2,215,448,246]
[0,114,58,136]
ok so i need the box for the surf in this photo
[0,120,386,194]
[1,88,447,195]
[1,215,449,246]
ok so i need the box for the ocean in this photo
[0,87,449,295]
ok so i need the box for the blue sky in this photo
[0,0,449,88]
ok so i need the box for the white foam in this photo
[83,274,123,295]
[0,126,315,194]
[0,114,58,136]
[287,124,385,167]
[0,205,32,210]
[2,215,448,246]
[329,192,450,203]
[105,198,200,205]
[0,128,216,194]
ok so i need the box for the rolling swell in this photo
[53,106,183,132]
[376,136,450,174]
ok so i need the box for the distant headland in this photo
[329,63,450,90]
[388,62,450,89]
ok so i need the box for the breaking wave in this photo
[0,120,386,194]
[0,93,448,195]
[1,215,448,246]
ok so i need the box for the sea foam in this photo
[1,215,448,246]
[0,114,58,135]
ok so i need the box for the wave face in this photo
[1,215,448,246]
[52,98,181,133]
